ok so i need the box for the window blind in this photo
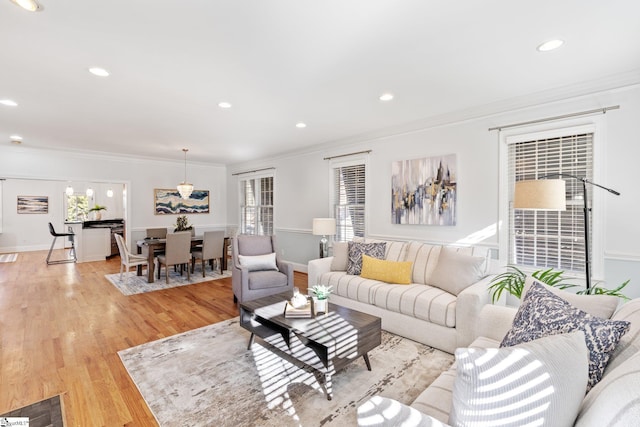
[508,133,593,273]
[333,163,365,242]
[240,175,274,235]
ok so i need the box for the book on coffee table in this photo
[284,301,312,318]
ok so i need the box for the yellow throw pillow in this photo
[360,255,413,284]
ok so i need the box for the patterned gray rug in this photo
[118,318,453,427]
[105,268,232,295]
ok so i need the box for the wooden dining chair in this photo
[115,233,148,283]
[156,231,192,283]
[191,231,225,277]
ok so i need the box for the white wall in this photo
[227,84,640,298]
[0,148,227,252]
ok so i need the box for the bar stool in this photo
[46,222,77,265]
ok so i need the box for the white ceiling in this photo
[1,0,639,165]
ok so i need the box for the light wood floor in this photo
[0,249,308,426]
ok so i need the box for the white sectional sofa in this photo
[357,284,640,427]
[308,239,495,354]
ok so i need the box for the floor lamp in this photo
[312,218,336,258]
[514,174,620,291]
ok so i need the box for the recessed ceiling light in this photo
[89,67,110,77]
[537,39,564,52]
[296,122,307,128]
[10,0,43,12]
[379,93,394,101]
[0,99,18,107]
[218,102,232,109]
[10,135,23,143]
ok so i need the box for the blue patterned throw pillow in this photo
[501,281,630,391]
[346,242,386,275]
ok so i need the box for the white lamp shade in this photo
[312,218,336,235]
[514,179,567,210]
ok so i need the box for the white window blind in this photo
[240,175,274,235]
[508,133,593,273]
[333,163,365,242]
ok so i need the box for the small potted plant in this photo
[310,284,333,314]
[174,215,193,234]
[89,204,107,220]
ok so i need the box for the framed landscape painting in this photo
[391,154,457,226]
[17,196,49,214]
[154,189,210,215]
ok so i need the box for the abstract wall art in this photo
[391,154,457,225]
[154,189,210,215]
[17,196,49,214]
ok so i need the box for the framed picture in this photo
[154,189,210,215]
[391,154,457,226]
[17,196,49,214]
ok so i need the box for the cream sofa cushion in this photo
[429,247,485,295]
[523,277,619,319]
[450,332,589,427]
[330,241,348,271]
[575,350,640,427]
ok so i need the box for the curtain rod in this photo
[488,105,620,132]
[323,150,372,160]
[231,167,275,176]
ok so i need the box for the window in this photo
[240,175,274,235]
[507,132,593,274]
[332,162,366,242]
[66,194,90,221]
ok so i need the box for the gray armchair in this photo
[232,235,294,303]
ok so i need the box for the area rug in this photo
[0,253,18,263]
[105,268,232,295]
[0,394,65,426]
[118,318,453,427]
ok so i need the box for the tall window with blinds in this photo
[508,133,593,273]
[333,163,365,242]
[240,175,274,235]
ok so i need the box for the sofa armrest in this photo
[358,396,452,427]
[477,304,517,342]
[308,256,334,288]
[455,275,494,347]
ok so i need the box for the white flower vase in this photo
[314,298,328,314]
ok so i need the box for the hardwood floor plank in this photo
[0,250,307,426]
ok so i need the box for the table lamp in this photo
[312,218,336,258]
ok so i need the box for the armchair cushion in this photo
[238,252,277,271]
[248,270,288,290]
[237,235,273,255]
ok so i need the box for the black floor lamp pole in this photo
[563,175,620,291]
[540,173,620,291]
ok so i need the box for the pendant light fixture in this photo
[65,185,74,196]
[10,0,43,12]
[177,148,194,199]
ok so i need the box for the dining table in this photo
[136,235,229,283]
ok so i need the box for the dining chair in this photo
[191,231,225,277]
[115,233,148,283]
[146,228,168,239]
[157,231,192,283]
